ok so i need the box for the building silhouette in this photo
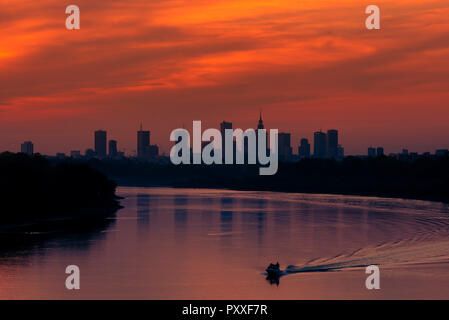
[220,121,232,135]
[255,112,266,161]
[94,130,107,158]
[313,131,327,158]
[298,138,310,159]
[278,132,292,161]
[85,148,96,158]
[257,112,265,130]
[376,147,384,156]
[137,123,159,159]
[326,129,338,159]
[109,140,118,157]
[137,124,150,158]
[21,141,34,155]
[368,147,376,157]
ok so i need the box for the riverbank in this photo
[41,153,449,204]
[0,152,122,226]
[95,155,449,204]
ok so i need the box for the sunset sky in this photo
[0,0,448,155]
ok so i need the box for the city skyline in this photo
[10,114,449,159]
[3,112,448,157]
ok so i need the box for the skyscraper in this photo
[326,129,338,159]
[94,130,107,158]
[257,111,264,130]
[313,131,327,158]
[255,112,266,162]
[20,141,34,155]
[137,124,150,158]
[109,140,118,157]
[298,138,310,159]
[278,132,292,161]
[368,147,376,157]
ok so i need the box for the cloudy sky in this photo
[1,0,448,155]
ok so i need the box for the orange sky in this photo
[1,0,449,155]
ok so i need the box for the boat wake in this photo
[259,197,449,280]
[268,238,449,278]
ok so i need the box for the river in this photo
[1,187,449,299]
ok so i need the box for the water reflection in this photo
[0,209,118,260]
[136,194,151,236]
[266,274,280,286]
[2,187,449,299]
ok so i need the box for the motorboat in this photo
[266,262,281,277]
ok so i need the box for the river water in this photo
[1,187,449,299]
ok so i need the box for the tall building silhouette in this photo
[313,131,327,158]
[368,147,376,157]
[137,123,150,158]
[376,147,384,157]
[326,129,338,159]
[94,130,107,158]
[20,141,34,155]
[255,112,266,162]
[257,111,264,130]
[109,140,118,157]
[278,132,292,161]
[298,138,310,159]
[137,123,159,159]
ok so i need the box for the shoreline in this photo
[0,152,123,230]
[0,204,122,232]
[116,182,449,205]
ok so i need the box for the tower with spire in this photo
[256,111,267,161]
[257,110,264,130]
